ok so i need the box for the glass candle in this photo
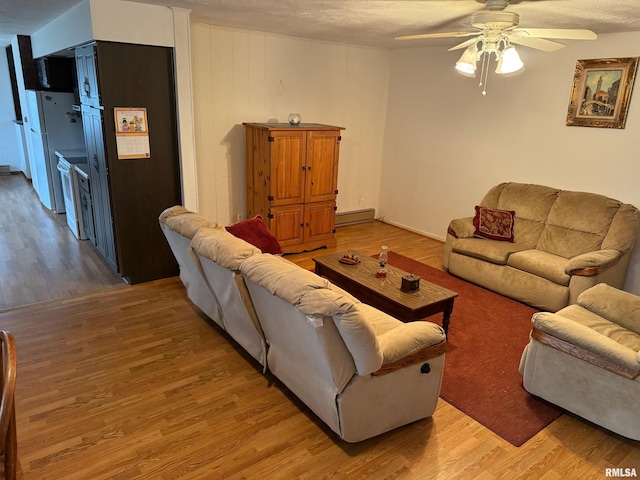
[288,113,301,126]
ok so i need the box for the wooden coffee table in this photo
[313,250,458,336]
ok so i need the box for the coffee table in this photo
[313,250,458,336]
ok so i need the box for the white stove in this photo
[55,149,88,240]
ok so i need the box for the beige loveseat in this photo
[520,283,640,440]
[443,183,639,312]
[159,206,447,442]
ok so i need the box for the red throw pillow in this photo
[226,215,284,254]
[473,205,516,242]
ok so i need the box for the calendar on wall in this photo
[114,107,151,159]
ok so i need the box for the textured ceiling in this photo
[2,0,640,49]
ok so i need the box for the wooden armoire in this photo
[244,123,344,254]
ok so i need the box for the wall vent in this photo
[335,208,375,227]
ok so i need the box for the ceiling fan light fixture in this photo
[455,43,478,77]
[455,61,477,77]
[395,0,598,94]
[495,45,524,74]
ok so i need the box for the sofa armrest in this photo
[447,217,475,239]
[564,249,621,276]
[532,311,640,375]
[577,283,640,335]
[159,205,222,238]
[374,321,446,376]
[373,340,446,376]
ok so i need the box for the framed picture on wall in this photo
[566,57,638,129]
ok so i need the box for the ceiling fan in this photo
[395,0,597,93]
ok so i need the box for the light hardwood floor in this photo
[0,178,638,478]
[0,174,125,311]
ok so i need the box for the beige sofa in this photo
[158,206,223,326]
[159,206,447,442]
[520,283,640,440]
[443,182,639,312]
[160,207,267,368]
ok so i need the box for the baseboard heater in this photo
[335,208,375,227]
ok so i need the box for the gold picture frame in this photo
[566,57,638,129]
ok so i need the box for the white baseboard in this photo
[379,218,446,242]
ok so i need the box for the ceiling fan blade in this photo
[395,31,476,41]
[508,36,566,52]
[512,28,597,40]
[448,37,480,51]
[426,11,478,33]
[395,6,484,42]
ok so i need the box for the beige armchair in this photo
[519,283,640,440]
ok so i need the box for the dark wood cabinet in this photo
[17,35,39,91]
[76,41,181,283]
[77,173,95,244]
[81,104,116,270]
[75,44,100,107]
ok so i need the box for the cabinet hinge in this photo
[337,136,342,141]
[332,229,336,233]
[267,213,274,219]
[267,195,274,201]
[334,206,338,211]
[268,136,275,142]
[334,189,338,195]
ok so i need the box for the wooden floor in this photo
[0,174,125,311]
[0,178,638,478]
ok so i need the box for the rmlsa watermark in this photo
[606,468,637,478]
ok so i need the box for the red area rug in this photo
[386,252,563,446]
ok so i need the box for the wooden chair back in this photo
[0,331,17,480]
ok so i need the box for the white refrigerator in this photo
[25,90,85,213]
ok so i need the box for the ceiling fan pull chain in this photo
[479,52,490,95]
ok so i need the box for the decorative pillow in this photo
[473,205,516,242]
[226,215,284,254]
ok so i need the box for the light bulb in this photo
[496,46,524,75]
[455,44,478,77]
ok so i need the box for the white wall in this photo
[381,32,640,293]
[190,25,390,224]
[28,1,196,210]
[30,0,174,58]
[30,1,93,58]
[89,0,174,48]
[0,52,20,171]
